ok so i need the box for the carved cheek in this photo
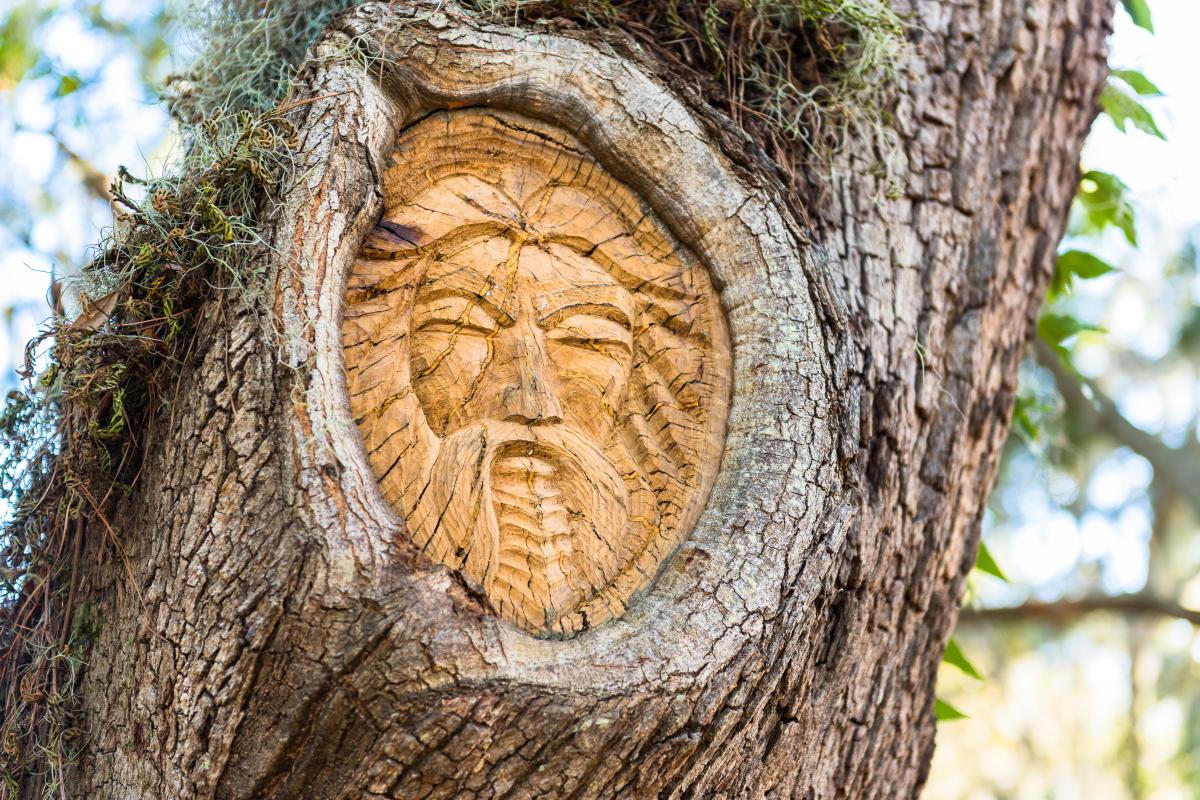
[547,343,632,440]
[409,329,494,436]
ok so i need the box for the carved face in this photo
[409,238,635,445]
[343,110,731,636]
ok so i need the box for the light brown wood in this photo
[343,110,732,636]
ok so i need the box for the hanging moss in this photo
[468,0,908,171]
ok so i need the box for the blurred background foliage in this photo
[0,1,1195,798]
[0,0,174,381]
[931,1,1200,797]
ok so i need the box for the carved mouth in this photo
[406,419,633,634]
[490,453,572,547]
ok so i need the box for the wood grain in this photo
[343,110,732,636]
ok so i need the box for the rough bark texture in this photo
[72,1,1111,798]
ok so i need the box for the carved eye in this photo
[413,294,503,337]
[416,319,496,337]
[546,315,632,358]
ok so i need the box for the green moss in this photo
[468,0,909,165]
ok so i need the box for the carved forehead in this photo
[384,110,592,211]
[379,110,687,284]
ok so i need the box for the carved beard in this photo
[408,420,629,632]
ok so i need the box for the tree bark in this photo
[71,1,1111,797]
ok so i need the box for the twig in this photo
[1034,339,1200,519]
[960,592,1200,627]
[51,133,113,204]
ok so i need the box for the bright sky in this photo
[979,0,1200,606]
[1077,0,1200,376]
[0,0,168,383]
[1088,1,1200,238]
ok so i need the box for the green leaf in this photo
[1120,0,1154,33]
[1060,250,1117,280]
[1012,393,1040,443]
[1082,169,1128,196]
[54,72,82,97]
[1013,396,1037,440]
[934,698,968,721]
[1038,313,1105,346]
[0,6,42,90]
[1111,68,1162,97]
[943,639,985,681]
[1100,84,1166,140]
[975,540,1008,582]
[1076,170,1138,245]
[1052,249,1118,297]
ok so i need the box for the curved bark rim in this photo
[273,0,850,689]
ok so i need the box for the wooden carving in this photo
[343,110,731,636]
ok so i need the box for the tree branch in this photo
[1034,339,1200,519]
[959,593,1200,626]
[52,132,113,204]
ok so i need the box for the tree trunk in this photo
[71,1,1110,797]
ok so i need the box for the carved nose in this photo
[503,327,563,425]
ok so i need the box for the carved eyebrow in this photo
[537,290,633,330]
[548,315,633,352]
[418,262,514,324]
[411,294,502,332]
[360,220,510,260]
[419,286,514,326]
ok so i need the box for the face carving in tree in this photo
[343,110,731,636]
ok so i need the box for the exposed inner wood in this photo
[343,109,732,636]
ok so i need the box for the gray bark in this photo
[72,1,1111,797]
